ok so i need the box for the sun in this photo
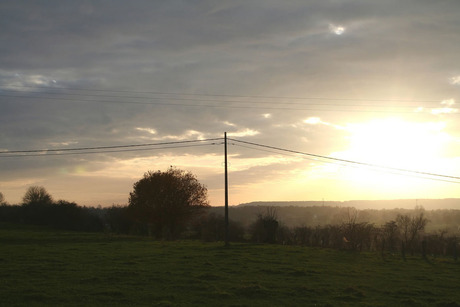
[332,117,451,189]
[345,118,447,167]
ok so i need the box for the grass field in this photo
[1,223,459,306]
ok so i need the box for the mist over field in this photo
[238,199,460,210]
[211,202,460,232]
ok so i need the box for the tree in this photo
[250,207,279,243]
[192,213,245,242]
[382,220,400,253]
[22,186,53,205]
[408,212,428,255]
[0,192,5,205]
[21,186,53,225]
[105,205,132,234]
[128,167,209,239]
[397,212,428,256]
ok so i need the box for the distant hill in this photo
[236,199,460,210]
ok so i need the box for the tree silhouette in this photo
[250,207,279,243]
[0,192,5,205]
[128,167,209,239]
[382,220,399,253]
[21,186,53,225]
[192,213,245,242]
[22,186,53,205]
[397,212,428,257]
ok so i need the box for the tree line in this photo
[0,187,104,232]
[1,168,458,260]
[223,206,458,261]
[0,167,212,237]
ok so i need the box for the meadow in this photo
[1,223,459,306]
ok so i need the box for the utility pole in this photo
[224,132,229,247]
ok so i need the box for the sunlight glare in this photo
[343,118,448,168]
[329,24,345,35]
[329,118,452,190]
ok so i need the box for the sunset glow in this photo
[342,118,449,169]
[1,2,460,208]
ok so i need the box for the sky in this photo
[1,1,460,208]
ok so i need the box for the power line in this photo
[0,89,434,109]
[228,138,460,182]
[0,92,443,114]
[0,143,221,158]
[2,84,444,103]
[230,142,460,184]
[0,138,222,155]
[1,86,453,114]
[2,134,459,184]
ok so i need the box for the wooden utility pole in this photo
[224,132,229,247]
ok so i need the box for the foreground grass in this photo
[0,224,459,306]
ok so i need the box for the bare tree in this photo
[340,208,375,251]
[293,226,312,246]
[0,192,5,205]
[382,220,399,253]
[21,186,53,225]
[397,213,428,256]
[250,207,279,243]
[22,186,53,205]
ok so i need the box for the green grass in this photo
[1,223,459,306]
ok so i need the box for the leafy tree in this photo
[49,200,82,230]
[0,192,21,223]
[22,186,53,205]
[105,205,132,234]
[128,167,209,239]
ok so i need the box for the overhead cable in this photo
[230,143,460,184]
[2,84,443,103]
[0,143,221,158]
[0,138,222,155]
[1,85,453,114]
[228,138,460,182]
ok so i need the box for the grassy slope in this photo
[0,224,459,306]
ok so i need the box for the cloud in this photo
[227,129,260,138]
[303,117,345,130]
[441,99,455,107]
[156,130,209,141]
[431,108,458,115]
[329,24,346,35]
[2,1,460,205]
[304,117,322,125]
[135,127,157,135]
[449,76,460,85]
[0,71,58,91]
[223,121,236,127]
[48,141,79,147]
[431,99,458,115]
